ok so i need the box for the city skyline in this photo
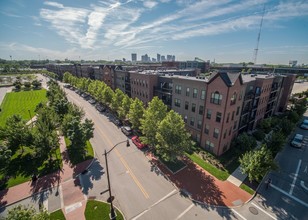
[0,0,307,64]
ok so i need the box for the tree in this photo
[32,80,42,89]
[24,81,32,90]
[140,97,167,146]
[155,110,191,162]
[259,118,272,133]
[13,81,22,90]
[265,131,285,156]
[0,145,12,168]
[5,204,50,220]
[3,115,31,153]
[240,145,278,182]
[102,86,114,105]
[233,133,257,152]
[128,98,144,130]
[118,95,131,120]
[53,98,69,120]
[111,89,124,113]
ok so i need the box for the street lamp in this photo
[104,139,130,220]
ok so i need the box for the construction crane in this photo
[253,5,265,64]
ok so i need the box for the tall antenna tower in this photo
[253,5,265,64]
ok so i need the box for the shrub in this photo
[253,130,265,141]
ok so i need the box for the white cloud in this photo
[44,1,64,9]
[143,1,158,9]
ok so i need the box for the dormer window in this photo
[211,91,222,105]
[230,92,237,105]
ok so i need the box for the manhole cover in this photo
[249,207,258,215]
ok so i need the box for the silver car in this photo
[291,134,304,148]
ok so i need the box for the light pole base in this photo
[109,212,117,220]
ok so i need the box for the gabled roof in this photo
[208,71,243,87]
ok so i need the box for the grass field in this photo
[65,138,94,165]
[50,209,66,220]
[0,89,47,127]
[84,200,124,220]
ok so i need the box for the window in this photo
[229,128,232,136]
[230,92,237,105]
[175,85,181,94]
[204,124,209,134]
[190,117,195,126]
[192,103,196,112]
[199,105,204,115]
[205,141,214,152]
[201,90,206,100]
[186,87,190,96]
[213,128,219,138]
[193,88,198,98]
[174,98,181,107]
[206,109,212,119]
[184,115,187,123]
[197,120,202,129]
[236,106,240,116]
[226,113,230,123]
[231,111,235,121]
[255,87,261,95]
[211,91,222,104]
[223,129,227,139]
[234,121,237,130]
[239,90,243,100]
[216,112,222,123]
[185,101,189,110]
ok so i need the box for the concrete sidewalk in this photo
[0,136,92,219]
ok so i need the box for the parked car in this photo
[300,119,308,130]
[132,136,147,149]
[121,126,132,136]
[95,103,106,112]
[88,99,96,104]
[291,134,304,148]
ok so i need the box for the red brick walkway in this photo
[0,136,92,220]
[148,154,252,207]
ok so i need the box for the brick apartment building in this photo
[47,63,295,156]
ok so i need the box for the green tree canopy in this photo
[4,204,50,220]
[240,145,278,182]
[128,98,144,130]
[140,97,167,146]
[156,110,191,162]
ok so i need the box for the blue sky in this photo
[0,0,307,64]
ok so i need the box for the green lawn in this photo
[186,153,229,181]
[65,138,94,165]
[50,209,66,220]
[85,200,124,220]
[0,89,47,127]
[240,183,255,195]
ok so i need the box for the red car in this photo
[132,136,147,149]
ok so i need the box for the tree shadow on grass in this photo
[74,159,104,195]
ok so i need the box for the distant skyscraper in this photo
[131,53,137,62]
[141,54,149,62]
[167,55,172,61]
[172,55,175,61]
[157,53,161,62]
[152,58,156,62]
[161,55,166,61]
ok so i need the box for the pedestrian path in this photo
[0,135,92,220]
[227,166,247,187]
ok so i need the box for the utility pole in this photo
[253,5,265,64]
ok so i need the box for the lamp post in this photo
[104,139,130,220]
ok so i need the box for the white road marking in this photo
[300,181,308,191]
[175,204,194,220]
[131,189,177,220]
[252,202,277,220]
[232,209,247,220]
[271,184,308,208]
[65,202,82,214]
[59,185,64,208]
[289,159,302,195]
[304,165,307,174]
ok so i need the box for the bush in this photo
[253,130,265,141]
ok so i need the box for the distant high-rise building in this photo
[141,54,149,62]
[131,53,137,62]
[152,58,156,62]
[157,53,161,62]
[161,55,166,61]
[172,55,175,61]
[167,55,172,61]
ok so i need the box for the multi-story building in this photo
[131,53,137,63]
[157,54,161,62]
[47,63,295,156]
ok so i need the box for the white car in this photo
[291,134,304,148]
[300,119,308,130]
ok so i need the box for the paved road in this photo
[232,110,308,220]
[62,83,245,219]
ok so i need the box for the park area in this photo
[0,89,62,190]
